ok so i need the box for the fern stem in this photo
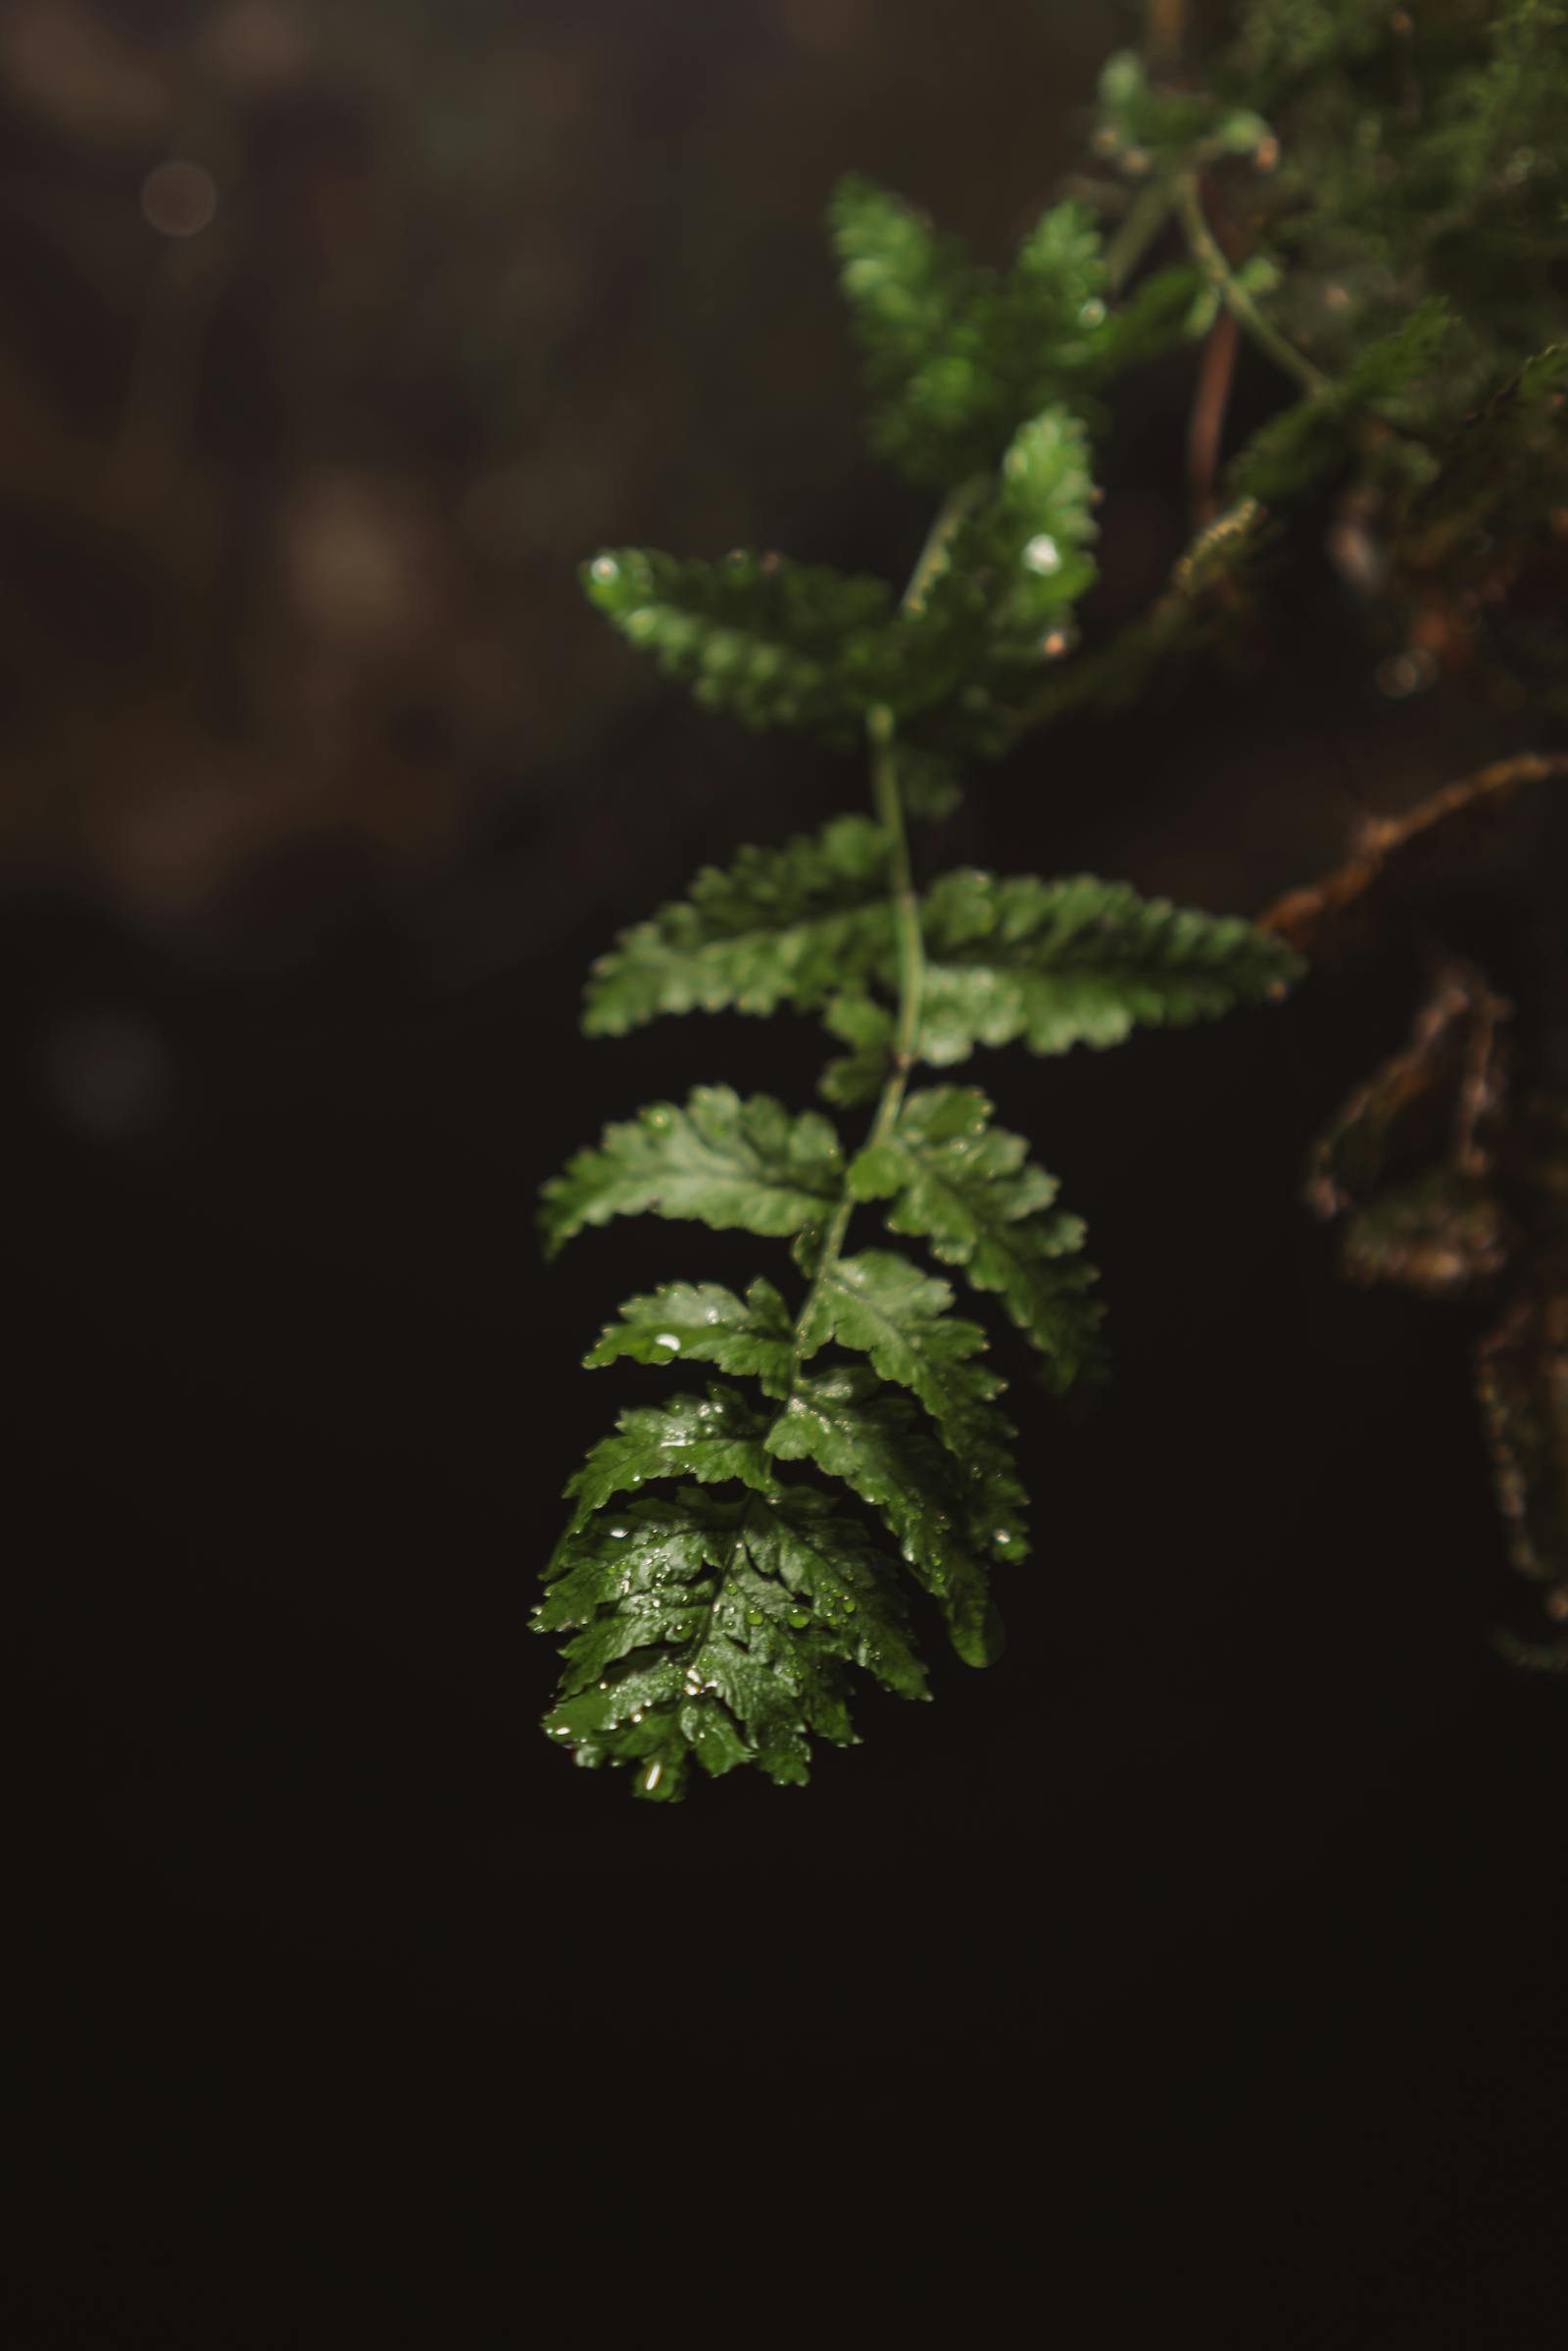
[1102,178,1176,294]
[784,483,956,1348]
[685,504,957,1718]
[866,705,924,1100]
[1174,171,1330,399]
[687,706,933,1723]
[788,702,926,1361]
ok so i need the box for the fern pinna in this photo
[536,175,1303,1800]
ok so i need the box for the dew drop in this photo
[788,1611,810,1630]
[1078,297,1106,328]
[1022,534,1062,576]
[590,555,620,584]
[654,1332,682,1353]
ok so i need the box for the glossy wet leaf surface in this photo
[540,1086,845,1255]
[583,816,894,1034]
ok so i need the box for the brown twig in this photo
[1147,0,1186,68]
[1187,307,1239,525]
[1257,753,1568,953]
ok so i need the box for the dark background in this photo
[5,3,1565,2340]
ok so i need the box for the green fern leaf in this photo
[914,871,1304,1062]
[739,1489,929,1702]
[801,1246,995,1431]
[561,1385,779,1532]
[581,547,895,732]
[848,1086,1102,1390]
[765,1365,1004,1665]
[829,173,998,488]
[832,178,1196,491]
[908,407,1101,696]
[585,1278,797,1396]
[1076,266,1209,381]
[898,744,966,821]
[1230,0,1404,90]
[540,1086,844,1255]
[1230,300,1454,503]
[817,991,896,1107]
[1399,345,1568,571]
[582,816,894,1034]
[538,1483,929,1798]
[800,1248,1029,1543]
[1098,46,1273,160]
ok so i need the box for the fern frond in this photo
[540,1087,844,1255]
[906,406,1101,697]
[585,1279,797,1396]
[581,547,896,733]
[583,816,894,1034]
[817,991,897,1107]
[1397,346,1568,575]
[1097,47,1272,162]
[1230,0,1403,91]
[766,1366,1002,1666]
[831,177,1204,491]
[1076,266,1208,380]
[849,1087,1102,1391]
[915,872,1303,1063]
[543,120,1321,1798]
[539,1482,929,1799]
[561,1385,779,1529]
[1229,301,1455,504]
[829,173,994,489]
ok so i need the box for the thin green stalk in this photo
[865,705,924,1100]
[1174,170,1330,398]
[1102,177,1177,294]
[783,482,954,1352]
[787,701,924,1362]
